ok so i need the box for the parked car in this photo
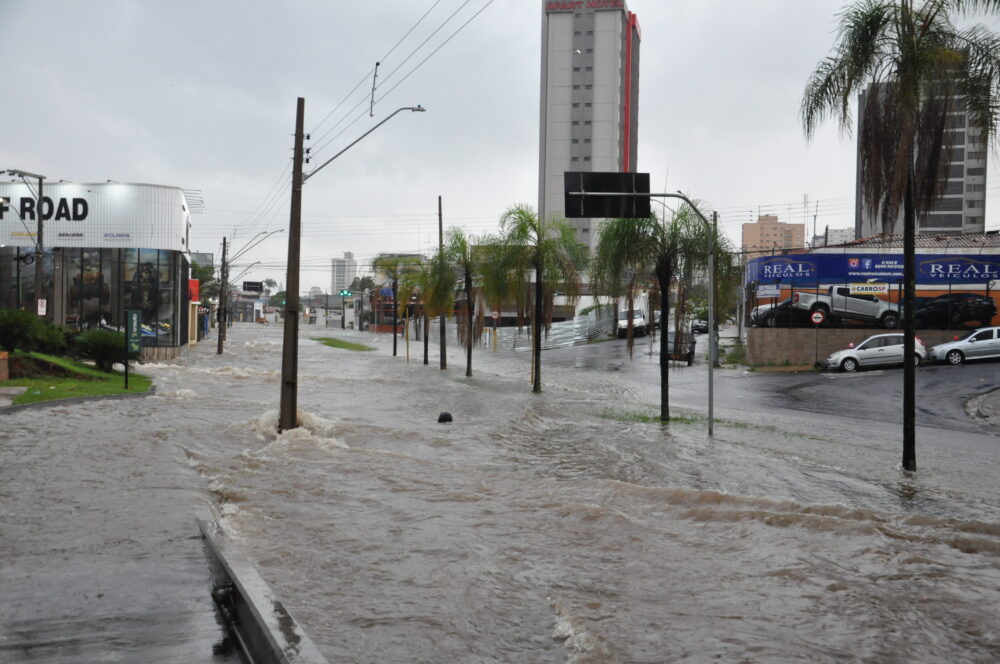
[751,298,812,327]
[793,285,900,328]
[927,326,1000,365]
[824,333,925,372]
[617,309,648,337]
[914,293,997,328]
[664,331,696,365]
[691,319,708,333]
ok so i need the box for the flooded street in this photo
[5,322,1000,662]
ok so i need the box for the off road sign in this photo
[811,310,825,325]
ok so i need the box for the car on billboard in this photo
[927,326,1000,365]
[824,333,925,372]
[914,293,997,329]
[793,285,900,328]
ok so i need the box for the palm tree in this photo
[404,249,455,366]
[447,228,487,377]
[496,205,587,393]
[802,0,1000,471]
[592,205,709,421]
[372,255,418,357]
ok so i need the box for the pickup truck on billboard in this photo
[792,284,901,328]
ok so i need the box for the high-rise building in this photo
[331,251,357,294]
[742,215,806,258]
[539,0,640,250]
[811,227,855,248]
[855,86,987,237]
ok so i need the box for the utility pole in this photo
[438,195,446,370]
[217,236,228,354]
[279,97,306,433]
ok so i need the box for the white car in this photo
[617,310,648,337]
[928,326,1000,365]
[825,333,926,372]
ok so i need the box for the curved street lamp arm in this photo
[304,106,426,183]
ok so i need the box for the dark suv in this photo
[914,293,997,328]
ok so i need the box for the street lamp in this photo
[5,170,46,317]
[279,101,425,432]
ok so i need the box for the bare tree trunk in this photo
[532,261,542,393]
[423,313,429,365]
[466,275,474,377]
[658,264,672,421]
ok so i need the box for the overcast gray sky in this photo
[3,0,999,292]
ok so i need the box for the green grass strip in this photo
[4,351,152,405]
[316,336,375,352]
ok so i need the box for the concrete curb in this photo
[198,519,328,664]
[970,388,1000,426]
[0,385,157,413]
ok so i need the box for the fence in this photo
[491,306,616,351]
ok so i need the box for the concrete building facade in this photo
[742,215,806,257]
[855,87,987,237]
[330,251,356,294]
[539,0,640,250]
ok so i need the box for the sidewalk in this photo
[0,405,239,661]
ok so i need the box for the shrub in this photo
[71,328,132,372]
[0,308,42,352]
[34,320,70,355]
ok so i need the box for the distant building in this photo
[811,227,855,248]
[742,215,806,257]
[330,251,357,294]
[539,0,641,250]
[855,85,987,237]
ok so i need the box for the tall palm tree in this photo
[446,228,485,377]
[802,0,1000,471]
[372,254,418,357]
[497,204,587,393]
[592,205,709,421]
[405,248,455,366]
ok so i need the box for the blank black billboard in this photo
[563,171,650,219]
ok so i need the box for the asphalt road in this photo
[533,333,1000,436]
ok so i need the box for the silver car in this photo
[928,326,1000,365]
[825,333,926,372]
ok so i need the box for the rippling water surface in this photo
[12,323,1000,662]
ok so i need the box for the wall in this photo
[747,327,966,366]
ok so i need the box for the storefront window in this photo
[158,249,175,345]
[64,248,83,328]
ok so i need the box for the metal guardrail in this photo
[494,306,616,351]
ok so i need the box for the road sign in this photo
[811,310,825,325]
[757,284,780,298]
[491,311,499,320]
[127,309,142,353]
[564,171,651,219]
[37,299,47,316]
[243,281,263,292]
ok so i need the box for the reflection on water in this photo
[12,323,1000,662]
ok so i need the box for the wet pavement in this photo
[0,397,239,662]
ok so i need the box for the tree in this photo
[372,255,420,358]
[350,275,375,292]
[268,290,287,307]
[446,228,486,377]
[403,249,455,366]
[191,261,219,300]
[591,205,709,421]
[262,278,278,299]
[801,0,1000,471]
[496,205,587,393]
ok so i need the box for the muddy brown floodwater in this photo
[5,322,1000,662]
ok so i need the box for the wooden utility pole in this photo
[279,97,305,432]
[217,236,227,354]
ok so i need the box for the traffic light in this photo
[340,289,351,297]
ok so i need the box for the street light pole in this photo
[278,99,425,432]
[6,170,46,317]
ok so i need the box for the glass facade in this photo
[0,246,184,347]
